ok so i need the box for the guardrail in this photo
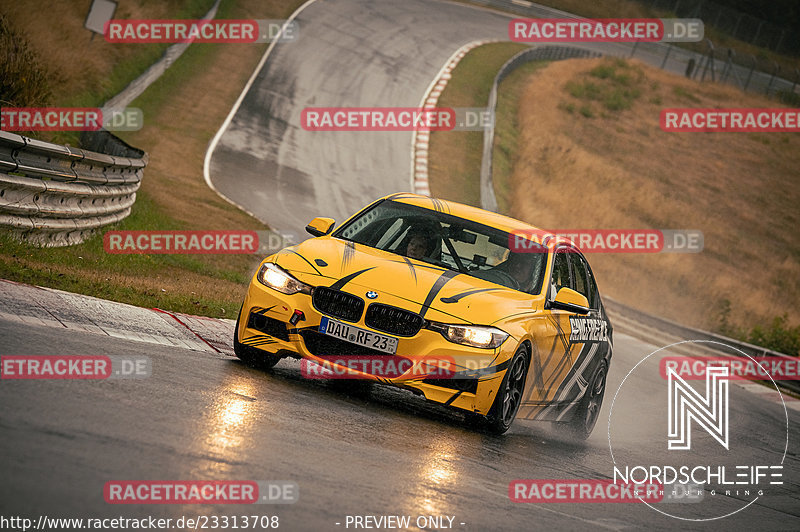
[476,44,798,395]
[605,296,800,395]
[473,0,798,99]
[0,130,148,247]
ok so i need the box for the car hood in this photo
[272,236,541,324]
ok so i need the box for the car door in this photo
[522,247,575,410]
[542,251,611,416]
[567,251,611,367]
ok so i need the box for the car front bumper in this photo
[237,279,513,415]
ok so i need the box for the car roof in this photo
[384,192,579,251]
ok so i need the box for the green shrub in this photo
[717,300,800,356]
[0,14,51,108]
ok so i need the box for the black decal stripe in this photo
[402,257,417,283]
[243,334,272,341]
[444,390,463,406]
[341,241,356,269]
[389,259,446,272]
[285,250,323,276]
[419,270,460,319]
[538,316,572,399]
[428,197,451,214]
[476,358,511,377]
[529,346,545,400]
[541,344,574,400]
[330,267,376,290]
[549,314,571,353]
[549,343,596,402]
[243,338,276,346]
[546,344,577,391]
[249,340,277,347]
[254,306,276,315]
[440,288,500,304]
[540,334,561,382]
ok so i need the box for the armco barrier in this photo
[0,130,148,246]
[604,296,800,396]
[481,45,599,212]
[475,44,798,395]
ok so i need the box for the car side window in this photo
[551,250,571,297]
[585,261,600,310]
[570,253,590,305]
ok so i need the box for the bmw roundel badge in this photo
[366,291,378,299]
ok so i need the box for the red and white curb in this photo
[0,279,236,357]
[411,40,501,196]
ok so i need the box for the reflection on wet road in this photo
[0,319,798,531]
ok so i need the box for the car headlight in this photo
[256,263,312,295]
[428,322,509,349]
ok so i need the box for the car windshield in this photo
[332,199,547,294]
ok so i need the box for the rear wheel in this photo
[234,310,281,370]
[555,360,607,440]
[485,346,529,434]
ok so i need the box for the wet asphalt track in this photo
[206,0,790,236]
[1,314,798,531]
[208,0,510,234]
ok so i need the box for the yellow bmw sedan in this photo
[235,193,612,435]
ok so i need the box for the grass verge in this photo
[0,0,305,318]
[456,0,800,86]
[428,42,529,206]
[428,47,800,355]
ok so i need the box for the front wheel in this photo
[485,346,529,434]
[233,310,281,370]
[555,360,607,440]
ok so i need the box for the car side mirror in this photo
[551,287,590,314]
[305,217,335,237]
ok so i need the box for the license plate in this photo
[319,316,398,355]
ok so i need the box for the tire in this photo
[234,309,281,370]
[485,346,529,434]
[555,360,607,440]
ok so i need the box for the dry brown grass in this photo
[509,57,800,331]
[117,0,300,234]
[458,0,800,91]
[1,0,213,106]
[0,0,304,316]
